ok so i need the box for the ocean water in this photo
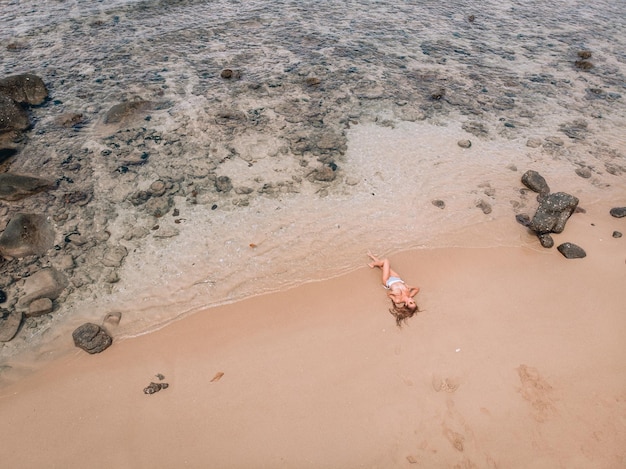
[1,0,625,373]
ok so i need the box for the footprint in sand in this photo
[432,374,460,393]
[516,364,557,422]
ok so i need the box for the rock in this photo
[609,207,626,218]
[311,166,336,182]
[220,69,241,79]
[521,170,550,195]
[538,233,554,248]
[18,268,68,308]
[145,196,172,217]
[432,199,445,209]
[529,192,579,234]
[0,309,22,342]
[215,176,233,193]
[0,173,54,201]
[0,289,6,303]
[557,242,586,259]
[526,137,542,148]
[515,214,531,227]
[575,167,592,178]
[0,213,56,258]
[104,100,152,124]
[612,231,622,238]
[0,74,48,105]
[457,139,471,148]
[143,381,169,394]
[0,94,30,131]
[543,136,564,147]
[27,297,53,317]
[476,199,492,214]
[72,323,112,354]
[101,245,128,267]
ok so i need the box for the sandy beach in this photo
[1,205,625,468]
[2,0,626,467]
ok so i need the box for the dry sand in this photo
[1,206,625,468]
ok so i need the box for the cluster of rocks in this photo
[0,74,116,353]
[516,170,625,259]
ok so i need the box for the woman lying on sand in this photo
[368,252,421,326]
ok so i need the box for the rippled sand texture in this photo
[1,0,625,361]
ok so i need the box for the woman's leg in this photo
[368,253,393,285]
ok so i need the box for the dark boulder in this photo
[0,94,29,132]
[557,242,586,259]
[609,207,626,218]
[521,170,550,195]
[72,323,112,354]
[529,192,579,234]
[0,74,48,105]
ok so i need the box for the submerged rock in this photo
[0,173,54,201]
[104,100,153,124]
[521,170,550,195]
[0,94,29,131]
[27,297,53,317]
[0,213,55,258]
[18,268,68,308]
[0,309,23,342]
[0,74,48,105]
[72,323,112,354]
[557,242,586,259]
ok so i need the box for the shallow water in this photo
[1,0,625,373]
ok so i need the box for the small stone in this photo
[311,166,336,182]
[0,289,6,303]
[432,199,446,209]
[149,179,167,196]
[476,199,492,214]
[104,100,152,124]
[72,323,112,354]
[215,175,233,193]
[526,137,542,148]
[143,381,169,394]
[613,231,622,238]
[515,214,531,227]
[538,233,554,248]
[575,167,592,179]
[521,170,550,195]
[27,298,53,317]
[305,77,321,86]
[0,309,22,342]
[101,245,128,267]
[557,242,586,259]
[609,207,626,218]
[543,136,564,147]
[457,139,472,148]
[220,69,240,79]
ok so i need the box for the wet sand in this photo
[1,208,625,468]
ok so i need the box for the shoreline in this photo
[1,202,624,467]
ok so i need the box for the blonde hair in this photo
[389,302,419,327]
